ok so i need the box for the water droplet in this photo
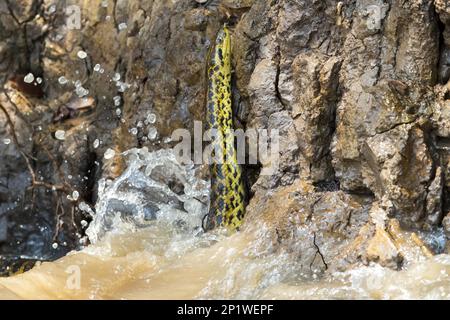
[130,128,138,135]
[148,127,158,140]
[72,190,80,201]
[116,108,122,116]
[113,96,121,106]
[58,76,68,84]
[104,148,116,160]
[48,4,56,14]
[36,77,42,84]
[147,113,156,124]
[94,64,101,72]
[118,23,127,31]
[52,243,58,249]
[93,139,100,149]
[24,73,34,83]
[3,138,11,145]
[81,220,88,227]
[55,130,65,140]
[113,73,121,81]
[116,81,130,93]
[77,50,88,59]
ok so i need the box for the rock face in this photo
[0,0,449,273]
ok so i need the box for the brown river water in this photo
[0,226,449,299]
[0,148,449,300]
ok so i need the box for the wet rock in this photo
[244,181,370,274]
[334,203,433,270]
[333,0,439,193]
[436,0,450,83]
[184,8,209,31]
[443,213,450,237]
[0,216,6,242]
[0,0,449,273]
[426,167,444,227]
[363,124,434,227]
[365,226,403,270]
[432,85,450,138]
[292,54,341,183]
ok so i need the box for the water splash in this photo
[1,148,450,299]
[86,147,210,243]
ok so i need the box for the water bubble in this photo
[94,64,101,72]
[146,113,156,124]
[72,190,80,201]
[55,130,65,140]
[147,127,158,140]
[116,108,122,116]
[81,220,88,227]
[36,77,43,84]
[24,73,34,83]
[116,82,130,93]
[104,148,116,160]
[52,243,58,249]
[118,23,127,31]
[77,50,88,59]
[48,4,56,14]
[130,128,138,135]
[58,76,68,84]
[3,138,11,145]
[75,86,89,97]
[93,139,100,149]
[113,96,121,106]
[113,73,121,81]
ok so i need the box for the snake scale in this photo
[203,25,246,232]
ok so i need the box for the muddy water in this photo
[0,225,450,299]
[0,148,449,300]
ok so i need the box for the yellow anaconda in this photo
[203,25,246,232]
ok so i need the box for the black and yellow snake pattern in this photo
[203,25,246,232]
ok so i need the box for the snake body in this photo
[204,25,246,232]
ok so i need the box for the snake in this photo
[203,25,246,232]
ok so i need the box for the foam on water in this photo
[86,147,210,244]
[0,148,450,299]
